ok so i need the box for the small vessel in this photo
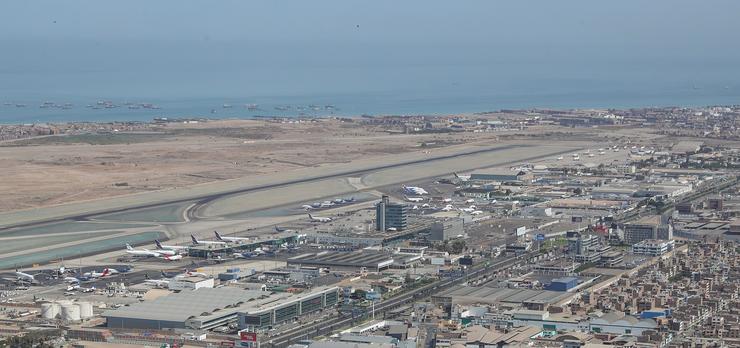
[222,104,233,108]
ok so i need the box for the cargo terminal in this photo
[102,286,339,331]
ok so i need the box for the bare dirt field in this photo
[0,119,479,212]
[0,117,672,214]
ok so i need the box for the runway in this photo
[0,140,590,269]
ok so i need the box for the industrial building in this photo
[376,195,408,231]
[623,215,673,245]
[287,251,395,272]
[102,286,340,331]
[102,288,268,330]
[432,284,573,309]
[429,218,464,241]
[239,287,340,331]
[545,277,578,292]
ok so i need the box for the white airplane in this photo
[83,268,118,279]
[441,205,454,212]
[422,203,430,208]
[274,226,295,233]
[402,185,428,195]
[301,205,314,211]
[126,244,174,257]
[442,198,452,203]
[412,205,419,210]
[158,254,183,261]
[465,199,475,203]
[214,231,250,243]
[556,156,564,160]
[470,210,484,215]
[320,201,335,208]
[14,270,39,284]
[308,213,332,223]
[404,195,424,203]
[155,240,189,252]
[191,234,228,246]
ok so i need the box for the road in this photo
[264,251,541,348]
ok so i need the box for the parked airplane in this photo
[191,234,228,246]
[83,268,118,279]
[275,226,295,233]
[126,244,173,257]
[441,205,454,212]
[64,276,80,284]
[404,195,424,203]
[159,254,183,261]
[308,213,332,223]
[301,205,314,211]
[14,270,39,284]
[214,231,250,243]
[155,240,189,252]
[470,210,484,215]
[402,185,428,195]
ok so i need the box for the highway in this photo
[263,251,541,348]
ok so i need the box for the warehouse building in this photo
[623,215,673,245]
[288,251,394,272]
[102,288,268,330]
[429,218,464,241]
[102,286,339,331]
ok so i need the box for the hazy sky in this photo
[2,0,739,49]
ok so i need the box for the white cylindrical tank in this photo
[41,303,60,319]
[77,302,94,319]
[61,304,81,322]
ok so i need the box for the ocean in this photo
[1,40,738,124]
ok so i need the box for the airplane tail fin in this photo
[214,231,223,240]
[191,235,199,244]
[155,240,163,249]
[126,244,133,250]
